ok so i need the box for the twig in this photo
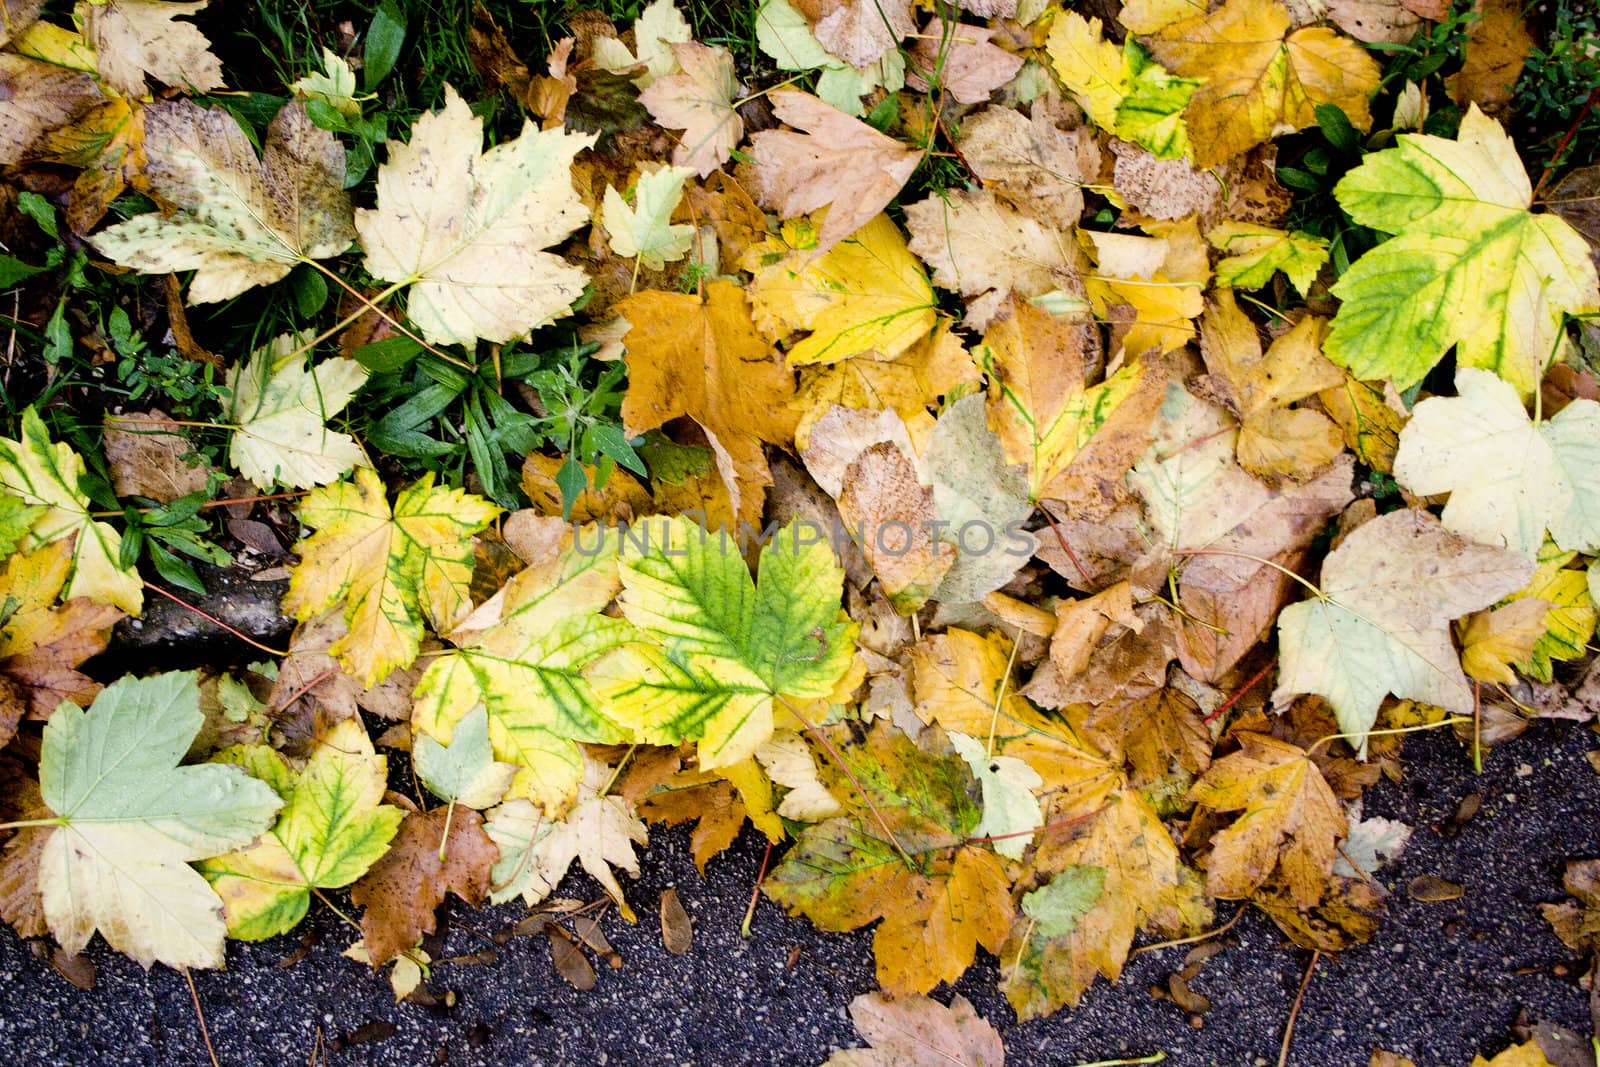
[1532,86,1600,203]
[183,967,222,1067]
[1278,950,1321,1067]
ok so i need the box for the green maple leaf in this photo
[601,164,696,269]
[412,704,517,810]
[0,492,44,559]
[199,719,404,941]
[1327,105,1600,397]
[588,516,857,769]
[0,407,142,614]
[36,672,283,968]
[413,529,633,812]
[285,468,500,688]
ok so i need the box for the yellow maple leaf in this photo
[618,280,800,519]
[1082,217,1208,358]
[750,213,937,366]
[1190,732,1346,907]
[285,468,500,688]
[1150,0,1381,168]
[792,316,979,426]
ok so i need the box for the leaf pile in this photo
[1,0,1598,1058]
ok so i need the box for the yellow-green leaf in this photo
[199,719,403,941]
[0,407,142,614]
[285,468,500,688]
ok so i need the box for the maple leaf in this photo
[79,0,225,97]
[1541,858,1600,955]
[618,280,799,521]
[1046,13,1197,160]
[764,723,1013,996]
[838,442,955,613]
[590,516,857,769]
[199,720,404,940]
[1196,291,1345,483]
[1208,222,1330,297]
[1326,105,1599,396]
[751,213,937,367]
[0,56,104,165]
[975,295,1162,503]
[622,747,777,872]
[0,540,123,745]
[1445,0,1532,115]
[754,730,842,821]
[1471,1043,1561,1067]
[484,749,648,920]
[356,85,596,346]
[1272,508,1534,749]
[90,100,353,303]
[1500,544,1597,682]
[825,992,1005,1067]
[351,801,496,966]
[594,0,692,89]
[601,164,695,270]
[1149,0,1380,168]
[225,334,369,490]
[0,407,143,614]
[1393,368,1600,560]
[792,316,979,427]
[1459,597,1549,685]
[637,41,742,177]
[412,704,517,809]
[905,17,1022,106]
[904,190,1084,331]
[1191,732,1344,907]
[807,0,914,68]
[36,672,282,967]
[1002,788,1208,1016]
[412,528,632,812]
[748,89,918,255]
[36,94,147,235]
[754,0,906,117]
[0,493,43,558]
[285,468,500,688]
[949,732,1043,861]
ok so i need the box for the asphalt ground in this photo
[1,720,1597,1067]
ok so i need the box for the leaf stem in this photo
[1277,950,1321,1067]
[1305,715,1469,757]
[438,798,456,863]
[274,278,409,367]
[300,259,473,371]
[986,633,1022,758]
[1171,548,1325,601]
[1130,905,1246,956]
[143,583,291,657]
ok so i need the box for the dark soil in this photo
[2,722,1597,1067]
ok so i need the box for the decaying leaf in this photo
[824,991,1005,1067]
[225,335,369,491]
[91,100,353,304]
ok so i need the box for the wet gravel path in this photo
[2,721,1597,1066]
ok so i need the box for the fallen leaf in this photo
[659,887,692,954]
[352,803,497,965]
[0,407,143,614]
[1445,0,1532,116]
[356,85,596,345]
[825,992,1005,1067]
[40,672,282,967]
[1327,105,1599,397]
[591,515,857,769]
[0,56,103,165]
[412,528,631,812]
[485,750,648,920]
[101,410,209,503]
[637,41,741,177]
[80,0,225,97]
[906,17,1022,105]
[200,720,404,941]
[1272,508,1534,750]
[1541,858,1600,954]
[619,280,799,520]
[1149,0,1381,168]
[1047,12,1197,160]
[285,468,500,688]
[412,704,518,809]
[748,89,918,255]
[1393,368,1600,559]
[91,100,353,304]
[958,105,1099,232]
[808,0,914,67]
[1208,222,1330,297]
[838,442,955,613]
[225,335,369,490]
[1191,732,1344,907]
[764,723,1013,996]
